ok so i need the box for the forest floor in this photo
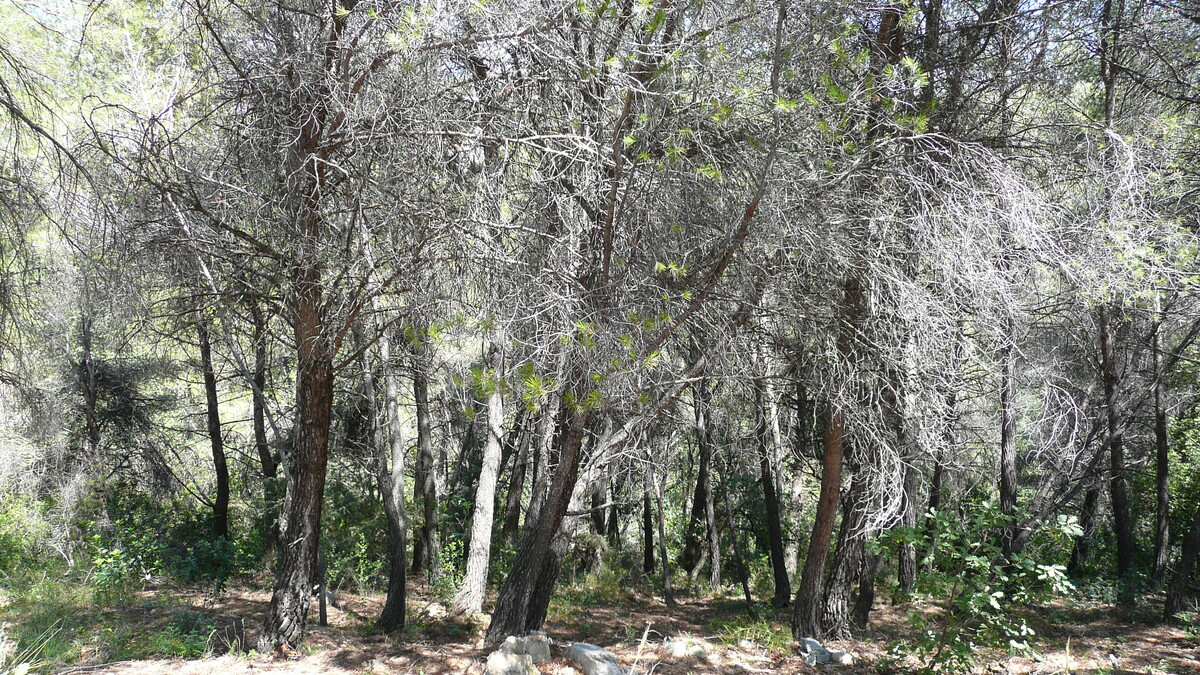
[7,576,1198,675]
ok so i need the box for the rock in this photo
[798,638,830,665]
[565,642,626,675]
[828,649,855,666]
[664,636,707,660]
[425,602,448,619]
[487,649,538,675]
[499,633,552,664]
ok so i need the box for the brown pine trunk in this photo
[501,422,530,546]
[257,266,335,651]
[792,406,845,640]
[196,312,230,541]
[452,344,506,616]
[999,336,1018,558]
[642,483,654,574]
[822,470,868,638]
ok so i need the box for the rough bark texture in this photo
[452,345,506,616]
[792,406,845,640]
[257,267,334,651]
[196,313,230,541]
[1153,321,1171,583]
[999,336,1018,558]
[822,470,868,638]
[642,484,654,574]
[897,462,917,594]
[501,421,531,546]
[375,330,408,633]
[486,396,588,641]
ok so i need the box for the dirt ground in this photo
[54,581,1200,675]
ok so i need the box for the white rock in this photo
[828,649,855,666]
[799,638,830,665]
[565,642,626,675]
[664,637,707,660]
[487,650,538,675]
[499,634,552,664]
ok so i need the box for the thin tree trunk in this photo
[1099,306,1136,605]
[196,312,230,541]
[523,398,557,533]
[372,327,408,632]
[897,462,917,594]
[681,377,715,575]
[501,421,531,546]
[1153,312,1171,583]
[999,334,1018,558]
[1165,502,1200,621]
[642,480,654,574]
[784,382,808,579]
[653,454,675,607]
[1067,485,1100,576]
[755,376,790,606]
[250,303,280,562]
[452,344,506,616]
[410,334,439,579]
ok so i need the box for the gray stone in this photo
[664,636,707,660]
[565,642,626,675]
[486,649,538,675]
[828,649,855,666]
[499,633,552,664]
[799,638,830,665]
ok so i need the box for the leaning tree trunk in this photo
[822,469,869,638]
[486,395,589,641]
[196,312,230,541]
[452,344,506,616]
[410,333,440,579]
[257,264,335,651]
[755,376,791,606]
[1067,485,1100,576]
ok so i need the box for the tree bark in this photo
[1165,502,1200,621]
[196,312,230,541]
[372,328,408,632]
[999,333,1018,558]
[1099,306,1136,605]
[792,405,845,640]
[486,394,589,641]
[681,376,715,576]
[250,303,280,562]
[822,469,868,638]
[1153,314,1171,583]
[501,417,531,546]
[257,262,335,651]
[452,344,506,616]
[897,462,917,594]
[410,334,440,580]
[755,376,791,606]
[642,481,655,574]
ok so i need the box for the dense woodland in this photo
[1,0,1200,672]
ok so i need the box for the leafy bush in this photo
[878,500,1078,674]
[88,522,164,594]
[169,537,256,593]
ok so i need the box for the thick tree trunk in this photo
[452,344,506,616]
[1165,503,1200,621]
[196,313,230,541]
[822,470,868,638]
[792,406,845,640]
[257,268,335,651]
[1099,307,1136,605]
[755,376,791,606]
[410,336,439,579]
[486,396,589,641]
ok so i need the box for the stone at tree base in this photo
[499,632,552,663]
[486,649,538,675]
[564,642,627,675]
[798,637,831,666]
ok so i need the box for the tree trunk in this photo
[410,334,439,580]
[654,458,675,607]
[999,335,1018,558]
[784,382,808,579]
[1067,485,1100,576]
[452,344,506,616]
[1099,306,1136,605]
[792,406,845,640]
[822,470,868,639]
[486,395,589,641]
[681,377,715,575]
[196,312,230,541]
[642,481,655,574]
[1165,502,1200,621]
[1153,314,1171,583]
[501,419,531,546]
[897,462,917,595]
[250,303,280,563]
[523,398,557,534]
[373,328,408,632]
[755,376,791,606]
[257,266,335,651]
